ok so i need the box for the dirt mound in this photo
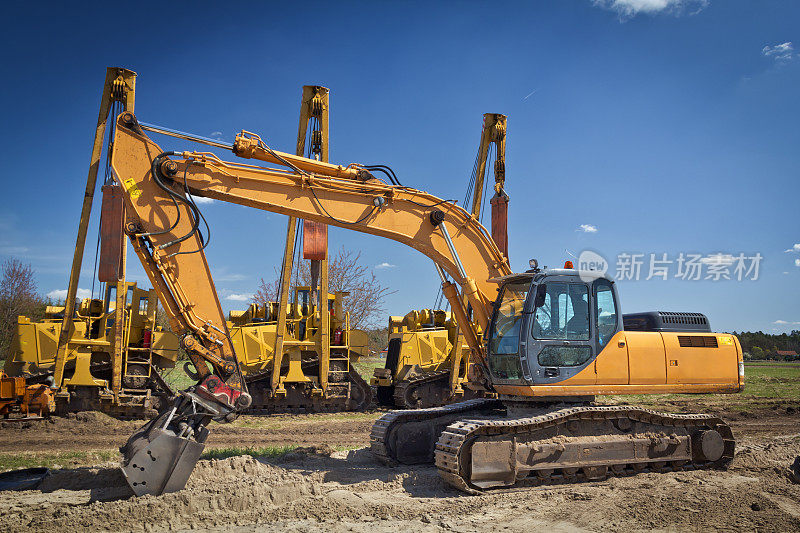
[2,436,799,533]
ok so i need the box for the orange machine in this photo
[85,70,741,497]
[0,371,55,420]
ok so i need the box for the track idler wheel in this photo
[692,429,725,462]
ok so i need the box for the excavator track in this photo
[434,405,735,493]
[393,370,451,409]
[370,398,503,465]
[393,370,483,409]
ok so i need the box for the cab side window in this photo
[595,279,618,349]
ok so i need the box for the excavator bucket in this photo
[121,428,205,496]
[120,399,210,496]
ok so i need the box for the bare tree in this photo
[0,258,45,359]
[253,268,281,306]
[252,247,393,329]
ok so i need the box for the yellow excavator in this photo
[5,72,372,417]
[102,72,742,496]
[373,113,508,409]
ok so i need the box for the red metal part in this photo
[490,194,509,259]
[99,184,125,282]
[303,220,328,260]
[195,375,241,409]
[143,329,152,349]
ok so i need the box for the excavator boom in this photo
[110,112,510,495]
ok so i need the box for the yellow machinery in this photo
[0,371,55,420]
[5,281,179,416]
[203,82,374,410]
[2,68,180,417]
[373,114,507,408]
[216,85,371,412]
[226,286,371,412]
[4,73,370,417]
[69,67,740,496]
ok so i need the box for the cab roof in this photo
[488,268,614,284]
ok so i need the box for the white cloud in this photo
[192,196,214,204]
[0,246,30,255]
[784,243,800,253]
[795,258,800,268]
[47,288,91,300]
[375,262,396,269]
[699,253,736,266]
[213,268,247,282]
[578,224,598,233]
[762,42,795,62]
[592,0,708,19]
[210,131,223,138]
[774,320,800,326]
[225,293,253,302]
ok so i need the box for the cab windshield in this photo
[487,281,529,380]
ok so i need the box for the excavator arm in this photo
[110,111,511,495]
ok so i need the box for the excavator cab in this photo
[487,268,621,386]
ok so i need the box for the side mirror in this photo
[534,284,547,308]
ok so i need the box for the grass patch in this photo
[0,450,118,472]
[201,445,298,461]
[740,363,800,399]
[353,356,385,381]
[161,365,201,391]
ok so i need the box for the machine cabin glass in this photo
[532,282,593,369]
[487,280,529,381]
[594,278,619,350]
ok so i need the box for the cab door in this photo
[592,278,628,385]
[526,280,596,385]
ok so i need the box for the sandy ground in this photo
[1,401,799,532]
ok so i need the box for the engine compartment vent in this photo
[623,311,711,333]
[678,335,719,348]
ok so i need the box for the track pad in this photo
[121,429,205,497]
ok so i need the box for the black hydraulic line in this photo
[363,164,402,186]
[363,166,399,186]
[165,162,212,259]
[309,186,377,225]
[405,197,459,209]
[140,151,183,238]
[146,154,206,254]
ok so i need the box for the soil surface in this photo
[1,400,798,532]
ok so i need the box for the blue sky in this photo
[1,0,798,333]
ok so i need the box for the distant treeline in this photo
[728,330,800,361]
